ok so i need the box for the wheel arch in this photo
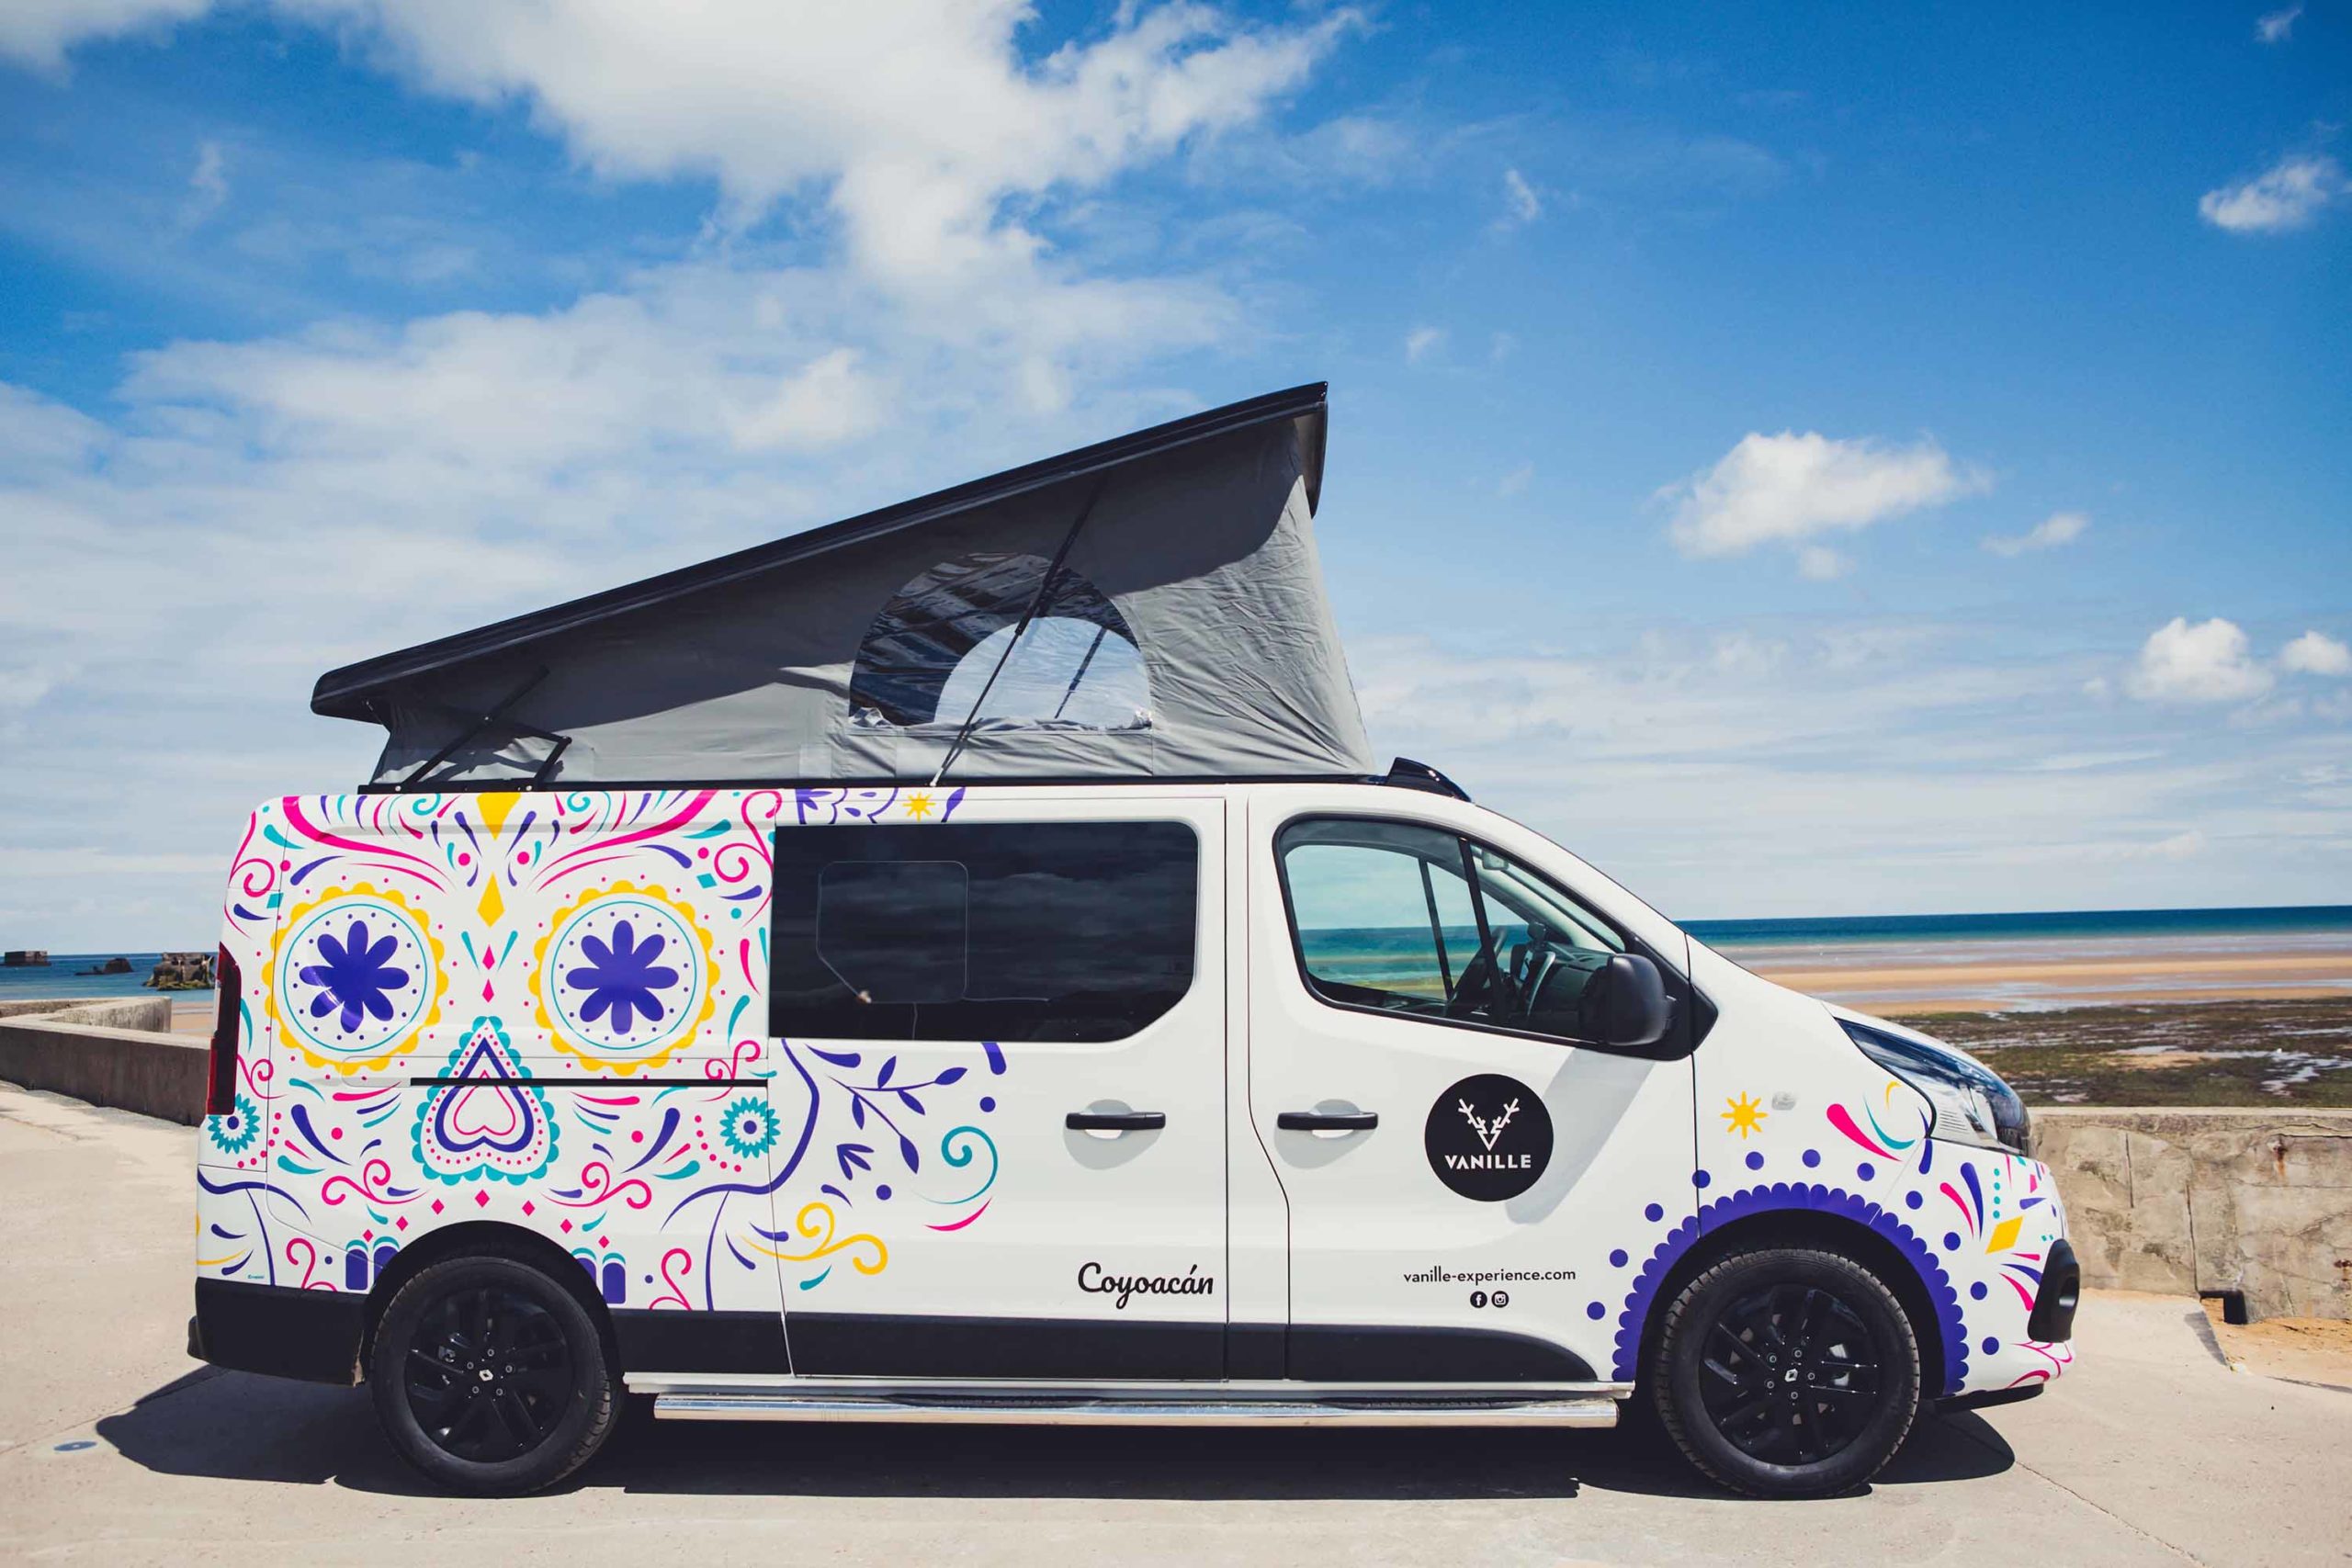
[362,1221,618,1380]
[1628,1205,1958,1396]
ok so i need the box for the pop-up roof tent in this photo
[313,382,1380,788]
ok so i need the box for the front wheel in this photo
[368,1251,616,1495]
[1648,1246,1921,1498]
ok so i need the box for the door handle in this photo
[1276,1111,1378,1132]
[1066,1111,1167,1131]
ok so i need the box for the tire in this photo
[368,1251,617,1495]
[1647,1246,1921,1498]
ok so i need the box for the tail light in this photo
[206,944,241,1117]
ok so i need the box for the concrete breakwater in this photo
[0,997,206,1125]
[2033,1108,2352,1322]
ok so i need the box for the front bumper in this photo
[189,1277,365,1384]
[2027,1237,2081,1343]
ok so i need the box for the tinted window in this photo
[1277,817,1632,1046]
[772,821,1197,1042]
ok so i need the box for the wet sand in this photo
[1735,940,2352,1015]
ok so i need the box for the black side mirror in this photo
[1577,952,1671,1048]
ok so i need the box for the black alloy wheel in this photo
[403,1282,573,1461]
[369,1251,616,1494]
[1650,1246,1921,1498]
[1696,1282,1882,1466]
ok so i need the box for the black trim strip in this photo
[356,770,1381,796]
[408,1077,767,1088]
[191,1277,367,1385]
[1287,1323,1596,1383]
[787,1313,1224,1381]
[767,1314,1598,1384]
[613,1309,791,1375]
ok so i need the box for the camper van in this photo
[190,385,2076,1498]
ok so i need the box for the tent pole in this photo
[1050,624,1110,722]
[929,476,1109,788]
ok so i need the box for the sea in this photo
[0,953,214,1007]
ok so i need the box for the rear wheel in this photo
[1649,1246,1920,1497]
[368,1252,616,1495]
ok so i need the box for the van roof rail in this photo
[1381,757,1469,800]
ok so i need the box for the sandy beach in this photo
[1729,938,2352,1014]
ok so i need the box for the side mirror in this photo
[1577,952,1671,1049]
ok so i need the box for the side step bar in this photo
[653,1393,1620,1428]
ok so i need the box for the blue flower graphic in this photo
[299,919,412,1033]
[208,1092,259,1155]
[567,919,680,1034]
[719,1095,779,1160]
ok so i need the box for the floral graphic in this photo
[268,884,444,1071]
[207,1092,260,1156]
[531,882,717,1074]
[565,919,678,1033]
[718,1095,780,1161]
[299,919,413,1032]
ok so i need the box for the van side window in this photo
[771,821,1197,1042]
[1276,817,1628,1046]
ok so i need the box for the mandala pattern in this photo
[531,883,717,1075]
[411,1020,559,1185]
[268,884,447,1072]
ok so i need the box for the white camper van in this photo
[191,386,2076,1498]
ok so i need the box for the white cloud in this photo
[1663,430,1986,568]
[1500,167,1542,226]
[1984,509,2089,557]
[0,0,209,69]
[267,1,1355,290]
[2282,629,2352,677]
[2256,5,2302,42]
[1796,545,1850,581]
[2126,616,2276,704]
[1497,461,1532,498]
[1405,325,1445,363]
[182,139,228,227]
[2199,153,2346,233]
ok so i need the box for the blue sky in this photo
[1,1,2346,947]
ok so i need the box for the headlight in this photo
[1838,1017,2030,1154]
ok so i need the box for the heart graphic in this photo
[423,1024,545,1160]
[443,1082,524,1145]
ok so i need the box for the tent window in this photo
[849,553,1149,730]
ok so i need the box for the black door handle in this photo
[1277,1111,1378,1131]
[1066,1111,1167,1131]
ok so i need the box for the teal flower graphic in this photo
[207,1092,260,1156]
[718,1095,779,1161]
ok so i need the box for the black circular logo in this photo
[1424,1073,1553,1201]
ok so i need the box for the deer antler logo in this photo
[1456,1097,1520,1152]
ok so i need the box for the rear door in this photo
[766,794,1228,1380]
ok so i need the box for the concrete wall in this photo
[2036,1108,2352,1322]
[0,998,206,1125]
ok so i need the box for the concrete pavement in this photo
[3,1081,2347,1566]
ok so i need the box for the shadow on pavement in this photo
[96,1371,2011,1503]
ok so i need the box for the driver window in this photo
[1283,821,1472,1011]
[1277,817,1629,1044]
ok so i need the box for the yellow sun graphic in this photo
[1723,1092,1767,1139]
[901,791,938,820]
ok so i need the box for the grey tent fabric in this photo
[318,385,1374,785]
